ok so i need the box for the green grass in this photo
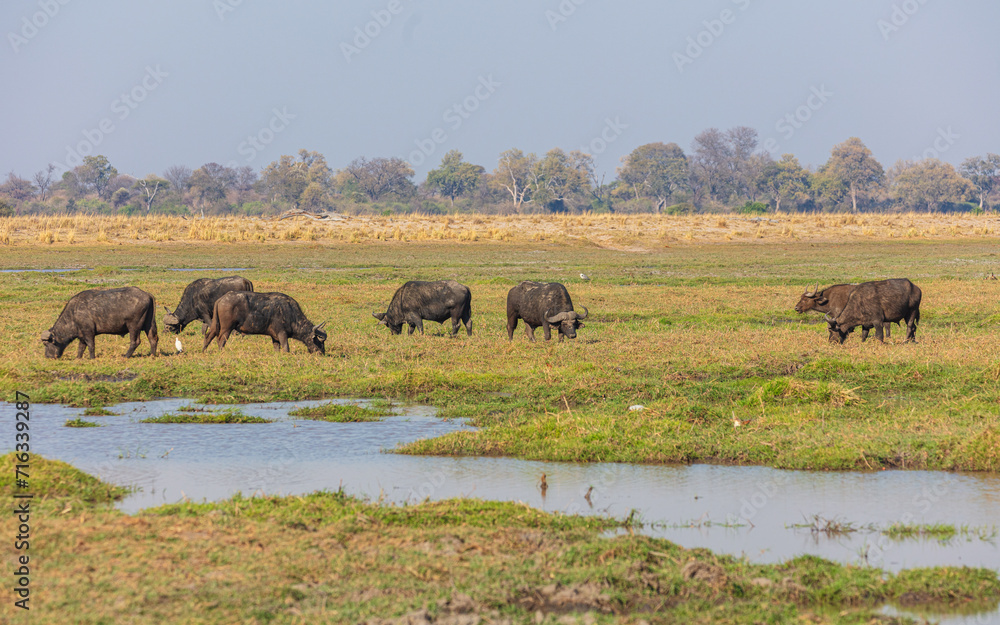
[289,399,393,422]
[4,239,1000,471]
[3,461,996,624]
[883,523,999,543]
[64,417,102,427]
[141,408,272,424]
[82,406,115,416]
[0,452,128,503]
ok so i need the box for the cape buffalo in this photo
[795,283,895,341]
[506,281,588,342]
[372,280,472,336]
[163,276,254,334]
[41,287,158,359]
[202,291,327,354]
[825,278,921,344]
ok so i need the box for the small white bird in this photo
[580,273,591,281]
[175,337,183,353]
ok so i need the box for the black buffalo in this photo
[506,281,588,342]
[202,291,327,354]
[795,283,895,341]
[825,278,922,344]
[372,280,472,336]
[41,287,158,359]
[163,276,254,334]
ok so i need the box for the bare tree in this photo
[33,164,55,202]
[0,172,36,204]
[163,165,193,192]
[135,175,169,212]
[344,157,415,201]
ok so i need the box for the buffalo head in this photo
[372,311,403,335]
[162,305,182,334]
[545,306,588,339]
[794,283,827,313]
[40,329,67,359]
[306,321,328,354]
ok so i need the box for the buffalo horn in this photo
[40,330,52,342]
[576,306,588,320]
[371,311,381,320]
[547,311,570,324]
[315,321,328,330]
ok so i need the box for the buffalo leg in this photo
[450,315,461,336]
[272,338,281,351]
[860,327,870,342]
[884,323,891,339]
[874,324,884,343]
[462,310,472,336]
[415,319,424,335]
[202,326,218,352]
[506,316,517,340]
[278,332,290,352]
[542,321,552,341]
[906,314,918,342]
[147,323,158,357]
[217,329,233,350]
[124,328,141,358]
[76,340,86,358]
[86,335,96,359]
[525,325,536,342]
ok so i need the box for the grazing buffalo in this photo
[202,291,327,354]
[795,283,895,341]
[825,278,922,344]
[163,276,254,334]
[41,287,158,359]
[506,281,588,342]
[372,280,472,336]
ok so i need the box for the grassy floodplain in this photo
[1,454,998,624]
[3,213,1000,471]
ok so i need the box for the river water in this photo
[10,399,1000,623]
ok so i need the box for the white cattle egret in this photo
[580,273,591,281]
[175,337,183,353]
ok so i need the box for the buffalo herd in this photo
[38,274,922,358]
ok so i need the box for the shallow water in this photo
[0,268,84,273]
[11,399,1000,621]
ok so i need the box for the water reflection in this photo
[15,399,1000,582]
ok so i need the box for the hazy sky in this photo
[2,0,997,182]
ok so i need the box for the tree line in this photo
[2,128,998,217]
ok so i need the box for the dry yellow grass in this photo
[2,212,1000,251]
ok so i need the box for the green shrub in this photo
[735,201,769,215]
